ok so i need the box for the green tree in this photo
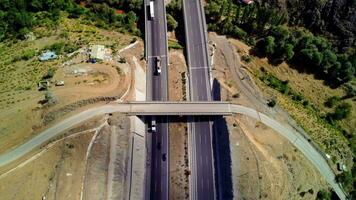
[329,102,352,121]
[282,44,294,60]
[264,36,276,55]
[316,189,331,200]
[167,14,178,31]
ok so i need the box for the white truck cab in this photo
[149,1,155,19]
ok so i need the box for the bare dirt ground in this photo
[0,37,142,200]
[0,16,142,155]
[168,49,190,200]
[209,32,329,199]
[0,118,100,200]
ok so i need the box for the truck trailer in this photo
[149,1,155,19]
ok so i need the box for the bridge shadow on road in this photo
[212,79,234,200]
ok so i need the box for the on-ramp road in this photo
[0,103,346,200]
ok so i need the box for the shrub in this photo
[326,102,352,122]
[43,68,56,79]
[168,40,183,49]
[167,14,178,31]
[267,99,276,107]
[316,189,331,200]
[21,49,36,60]
[241,55,252,63]
[324,96,341,108]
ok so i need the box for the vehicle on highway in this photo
[157,142,161,150]
[162,153,166,161]
[155,57,161,75]
[149,1,154,19]
[151,117,157,132]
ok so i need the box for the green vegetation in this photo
[167,14,178,31]
[21,49,37,60]
[0,0,142,41]
[326,103,352,122]
[168,40,183,50]
[316,189,331,200]
[324,96,341,108]
[259,70,356,197]
[205,1,356,86]
[44,42,79,55]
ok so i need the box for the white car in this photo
[156,57,161,75]
[151,118,157,132]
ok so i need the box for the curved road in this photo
[0,103,346,200]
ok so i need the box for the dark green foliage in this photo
[324,96,341,108]
[267,99,276,107]
[316,189,331,200]
[241,55,252,63]
[332,103,352,120]
[326,102,352,122]
[47,42,65,54]
[336,171,353,192]
[167,14,178,31]
[205,0,355,85]
[259,72,289,94]
[0,0,142,41]
[43,68,56,79]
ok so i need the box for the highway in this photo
[0,102,346,200]
[182,0,215,199]
[144,0,169,198]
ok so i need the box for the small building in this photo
[89,45,105,60]
[39,51,58,61]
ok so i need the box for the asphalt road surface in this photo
[182,0,216,199]
[144,0,169,198]
[0,103,346,200]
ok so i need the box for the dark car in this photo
[162,153,167,161]
[157,142,161,150]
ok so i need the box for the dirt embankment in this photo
[0,117,102,200]
[83,114,130,200]
[168,49,190,200]
[209,32,329,199]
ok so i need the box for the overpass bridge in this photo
[0,102,346,200]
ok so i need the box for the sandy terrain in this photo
[209,32,329,199]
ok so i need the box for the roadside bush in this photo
[48,42,65,54]
[324,96,341,108]
[167,14,178,31]
[336,171,353,192]
[330,103,352,120]
[316,189,331,200]
[43,68,56,79]
[63,43,79,54]
[168,40,183,49]
[267,99,276,107]
[241,55,252,63]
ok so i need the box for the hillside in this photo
[257,0,356,50]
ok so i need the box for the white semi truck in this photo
[150,1,154,19]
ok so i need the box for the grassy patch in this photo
[256,69,352,166]
[168,40,183,50]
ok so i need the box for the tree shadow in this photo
[212,79,234,200]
